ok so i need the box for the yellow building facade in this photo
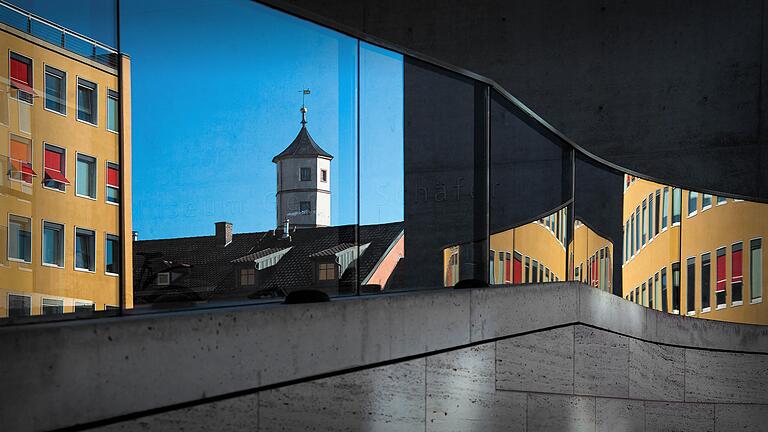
[0,17,132,318]
[622,176,766,325]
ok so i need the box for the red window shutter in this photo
[513,256,522,284]
[505,255,512,282]
[732,250,743,283]
[45,149,62,171]
[716,254,726,292]
[10,58,29,85]
[107,165,119,187]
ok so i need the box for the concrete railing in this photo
[1,283,766,431]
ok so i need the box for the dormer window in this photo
[318,262,336,281]
[240,268,256,286]
[300,167,311,181]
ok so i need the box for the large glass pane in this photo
[0,1,122,323]
[489,90,570,286]
[124,1,358,310]
[402,58,487,289]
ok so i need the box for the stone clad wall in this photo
[98,323,768,431]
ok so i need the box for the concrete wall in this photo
[96,325,768,431]
[1,283,767,431]
[264,0,768,200]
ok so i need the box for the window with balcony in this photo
[8,215,32,263]
[106,162,120,204]
[45,66,66,114]
[107,89,119,132]
[750,238,762,302]
[43,144,70,191]
[42,221,64,268]
[732,242,743,304]
[76,154,96,199]
[77,78,97,125]
[716,247,726,308]
[701,252,711,311]
[10,52,33,103]
[9,136,35,183]
[75,228,96,272]
[105,234,120,275]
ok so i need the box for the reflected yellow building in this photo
[444,208,568,286]
[0,12,132,318]
[622,176,767,325]
[570,220,613,293]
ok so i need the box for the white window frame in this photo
[701,193,712,212]
[41,219,65,269]
[75,152,97,200]
[716,196,727,206]
[104,233,119,277]
[106,88,119,133]
[299,167,312,182]
[7,213,32,264]
[75,76,98,127]
[8,134,33,185]
[105,160,120,206]
[320,168,328,183]
[9,51,34,105]
[41,142,68,193]
[43,63,67,117]
[41,297,65,315]
[749,236,762,304]
[687,191,698,218]
[73,226,96,273]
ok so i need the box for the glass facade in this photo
[0,0,766,326]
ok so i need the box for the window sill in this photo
[8,257,32,265]
[107,128,119,135]
[105,272,119,277]
[44,107,67,118]
[687,211,697,218]
[76,118,99,128]
[672,309,680,315]
[105,200,120,206]
[701,205,712,212]
[751,298,763,305]
[732,301,743,307]
[42,184,67,194]
[42,263,65,269]
[716,304,727,310]
[74,267,96,274]
[716,201,726,206]
[701,307,711,313]
[75,193,98,201]
[686,311,696,316]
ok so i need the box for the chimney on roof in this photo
[215,221,233,246]
[281,219,291,241]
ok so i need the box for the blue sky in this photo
[10,0,404,239]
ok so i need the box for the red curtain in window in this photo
[513,256,522,284]
[716,254,726,292]
[107,165,119,187]
[504,254,512,283]
[43,148,70,184]
[732,250,743,283]
[10,58,29,85]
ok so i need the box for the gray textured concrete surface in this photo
[714,404,768,432]
[684,349,768,404]
[265,0,768,200]
[496,325,574,394]
[644,401,714,432]
[526,393,596,431]
[574,325,630,398]
[426,344,526,432]
[595,398,644,432]
[3,283,768,432]
[628,339,685,401]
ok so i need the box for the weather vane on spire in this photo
[299,88,311,125]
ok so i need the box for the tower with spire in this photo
[273,94,333,228]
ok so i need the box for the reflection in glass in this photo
[1,0,123,322]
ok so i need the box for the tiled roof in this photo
[308,243,356,257]
[272,126,333,162]
[133,222,404,302]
